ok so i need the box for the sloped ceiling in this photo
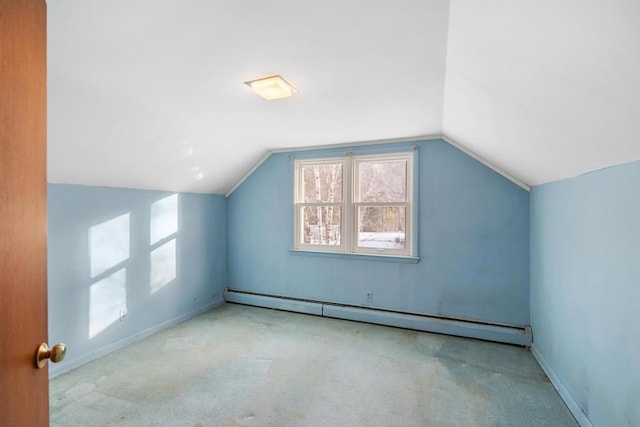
[47,0,640,194]
[47,0,449,194]
[443,0,640,187]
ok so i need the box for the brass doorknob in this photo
[35,343,67,369]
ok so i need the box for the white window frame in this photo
[294,151,414,257]
[294,157,348,252]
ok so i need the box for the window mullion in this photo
[343,157,353,253]
[298,202,337,207]
[293,163,300,248]
[353,202,408,207]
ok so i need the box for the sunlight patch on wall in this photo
[150,239,177,294]
[150,194,178,244]
[89,268,127,339]
[88,213,130,339]
[150,194,178,294]
[90,213,130,278]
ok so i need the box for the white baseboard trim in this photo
[530,344,593,427]
[49,298,224,378]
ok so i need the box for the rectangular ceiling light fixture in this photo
[244,75,298,100]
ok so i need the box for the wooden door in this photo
[0,0,49,424]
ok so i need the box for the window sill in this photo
[289,249,420,263]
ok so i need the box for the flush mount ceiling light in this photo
[244,75,298,100]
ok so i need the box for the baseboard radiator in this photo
[223,289,532,346]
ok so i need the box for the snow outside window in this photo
[294,152,414,256]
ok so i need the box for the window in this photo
[294,152,414,257]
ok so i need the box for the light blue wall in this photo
[48,184,226,374]
[227,139,530,326]
[530,161,640,427]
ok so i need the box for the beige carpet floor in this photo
[50,303,577,426]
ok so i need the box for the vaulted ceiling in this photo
[47,0,640,194]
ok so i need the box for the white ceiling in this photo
[47,0,449,194]
[443,0,640,187]
[47,0,640,194]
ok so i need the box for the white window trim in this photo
[294,151,414,257]
[294,157,347,252]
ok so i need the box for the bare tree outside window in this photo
[300,163,342,245]
[356,160,407,249]
[294,152,413,256]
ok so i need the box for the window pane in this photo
[301,163,342,202]
[358,206,405,249]
[301,206,341,245]
[358,160,406,202]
